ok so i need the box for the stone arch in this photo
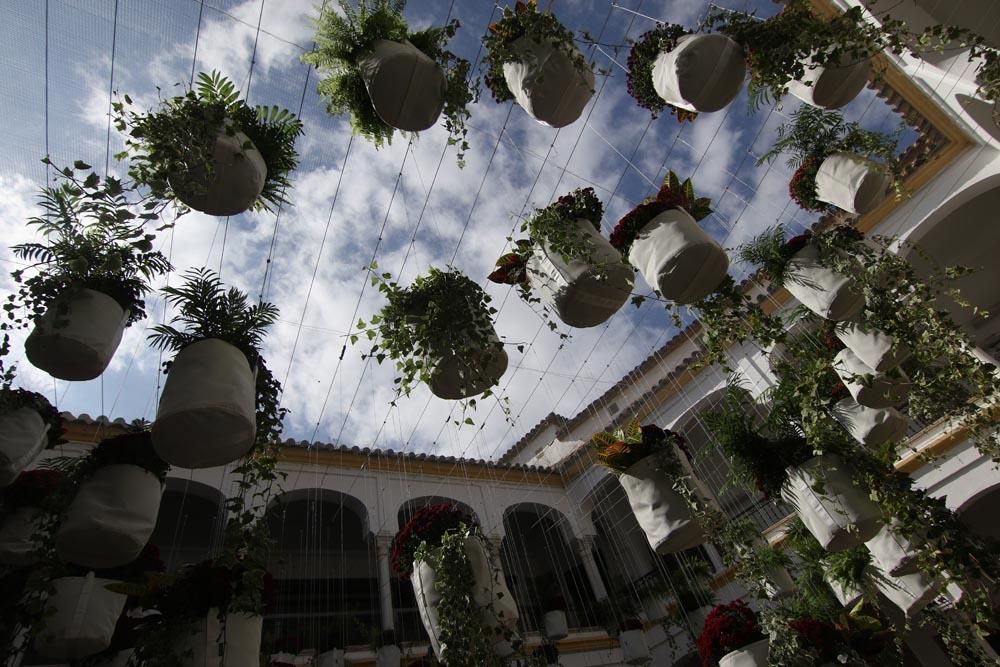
[956,482,1000,541]
[396,495,480,532]
[151,478,226,571]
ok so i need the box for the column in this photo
[375,533,396,631]
[576,536,608,601]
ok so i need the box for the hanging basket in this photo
[786,52,870,110]
[180,610,263,667]
[782,454,882,551]
[825,570,863,607]
[0,506,42,565]
[375,645,401,667]
[0,407,48,486]
[762,565,796,599]
[874,569,942,617]
[426,333,508,400]
[651,33,746,113]
[172,125,267,217]
[833,348,910,409]
[619,628,650,665]
[55,463,163,569]
[834,321,909,373]
[543,609,569,639]
[832,397,908,446]
[627,209,730,304]
[618,455,702,554]
[814,153,890,215]
[25,288,128,381]
[502,37,595,128]
[719,638,769,667]
[526,218,633,327]
[411,534,520,662]
[784,243,864,321]
[153,338,256,469]
[865,525,920,576]
[33,572,127,660]
[356,40,446,132]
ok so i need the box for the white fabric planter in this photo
[866,525,920,576]
[33,573,127,660]
[55,463,163,568]
[832,397,908,446]
[815,153,890,215]
[412,535,519,662]
[875,570,942,617]
[181,609,263,667]
[833,348,909,408]
[782,454,882,551]
[544,609,569,639]
[526,218,633,327]
[427,333,508,400]
[357,39,446,132]
[618,455,702,554]
[25,288,128,381]
[763,565,797,599]
[318,649,346,667]
[786,52,870,110]
[0,406,48,486]
[173,126,267,216]
[375,645,401,667]
[619,628,650,665]
[834,321,909,373]
[719,638,769,667]
[502,37,595,128]
[784,243,864,321]
[627,209,729,304]
[825,570,864,607]
[153,338,256,469]
[0,506,42,565]
[651,33,746,113]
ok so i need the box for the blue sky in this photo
[0,0,913,460]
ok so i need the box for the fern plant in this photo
[114,71,303,213]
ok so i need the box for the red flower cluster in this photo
[550,187,603,228]
[609,200,672,253]
[610,173,711,257]
[390,503,473,578]
[696,600,764,667]
[789,159,825,212]
[1,469,65,510]
[789,617,842,661]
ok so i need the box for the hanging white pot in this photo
[0,506,42,565]
[357,39,446,132]
[502,37,595,128]
[814,154,890,215]
[33,572,127,660]
[618,455,702,554]
[866,525,920,576]
[180,609,263,667]
[173,124,267,217]
[411,534,519,662]
[375,644,401,667]
[719,638,769,667]
[318,649,346,667]
[24,288,128,381]
[153,338,256,469]
[527,218,634,327]
[834,321,909,373]
[651,33,746,113]
[426,333,508,400]
[627,209,730,304]
[832,397,908,446]
[543,609,569,639]
[786,52,870,110]
[782,454,882,551]
[0,406,48,486]
[874,569,942,617]
[619,627,650,665]
[832,348,910,409]
[763,565,797,599]
[824,569,864,607]
[55,463,163,569]
[784,243,864,321]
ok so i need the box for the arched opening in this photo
[149,478,225,571]
[396,495,479,531]
[958,484,1000,541]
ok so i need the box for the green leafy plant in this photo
[588,420,686,472]
[83,430,170,482]
[610,171,712,259]
[738,224,862,287]
[114,71,303,213]
[304,0,476,164]
[687,276,785,369]
[625,24,698,122]
[6,161,172,330]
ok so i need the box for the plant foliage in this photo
[610,171,712,259]
[390,502,473,578]
[588,419,686,473]
[696,600,765,667]
[625,23,698,122]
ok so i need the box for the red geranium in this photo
[696,600,765,667]
[610,172,712,257]
[390,503,474,578]
[789,617,842,661]
[789,159,825,212]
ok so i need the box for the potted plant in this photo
[371,627,401,667]
[541,594,568,640]
[304,1,476,165]
[390,503,519,663]
[482,1,594,127]
[589,420,702,554]
[114,71,303,216]
[0,469,64,565]
[864,523,920,577]
[10,162,172,381]
[696,600,768,667]
[626,23,745,118]
[833,320,909,374]
[33,570,129,660]
[831,346,910,409]
[0,347,63,486]
[829,382,909,446]
[610,172,728,305]
[757,106,900,215]
[54,430,168,569]
[357,266,508,400]
[487,187,633,328]
[149,267,282,469]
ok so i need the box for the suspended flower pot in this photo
[832,396,908,446]
[719,638,769,667]
[762,565,796,600]
[823,565,864,607]
[356,40,446,132]
[781,454,882,551]
[833,348,910,409]
[542,597,569,639]
[786,243,864,322]
[612,172,728,305]
[786,51,871,110]
[426,333,509,400]
[33,572,127,660]
[55,432,167,568]
[181,609,264,667]
[0,390,60,486]
[874,569,942,617]
[834,320,910,373]
[814,153,891,215]
[171,125,268,217]
[0,469,63,564]
[483,3,594,127]
[697,601,767,667]
[865,525,920,577]
[651,34,746,113]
